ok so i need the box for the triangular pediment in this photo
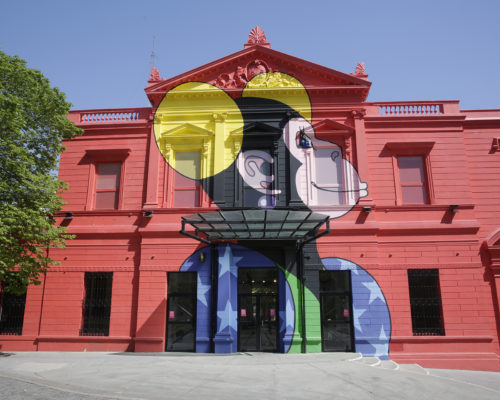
[146,45,371,106]
[162,123,213,138]
[312,119,354,136]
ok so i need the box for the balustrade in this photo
[80,110,140,123]
[379,103,443,116]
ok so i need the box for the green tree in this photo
[0,50,82,294]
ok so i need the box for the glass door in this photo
[166,272,197,351]
[319,270,354,352]
[238,268,278,352]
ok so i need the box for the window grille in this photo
[80,272,113,336]
[407,269,444,336]
[0,291,26,335]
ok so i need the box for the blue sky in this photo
[1,0,499,110]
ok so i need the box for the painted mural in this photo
[154,68,391,357]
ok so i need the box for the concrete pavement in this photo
[0,352,499,400]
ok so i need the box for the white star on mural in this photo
[353,307,366,332]
[372,326,388,357]
[217,300,237,332]
[197,275,211,307]
[218,245,242,278]
[362,281,385,304]
[378,325,387,341]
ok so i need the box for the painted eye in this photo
[331,150,340,162]
[296,128,313,149]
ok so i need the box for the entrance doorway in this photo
[238,268,278,352]
[166,272,197,351]
[319,270,355,352]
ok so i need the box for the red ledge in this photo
[0,335,36,341]
[366,115,466,123]
[63,221,480,236]
[390,335,494,343]
[133,337,163,343]
[378,204,474,212]
[36,336,132,342]
[55,208,217,218]
[74,121,150,130]
[377,220,480,234]
[67,227,138,235]
[330,220,479,235]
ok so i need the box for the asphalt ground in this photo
[0,352,499,400]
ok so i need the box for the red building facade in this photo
[1,28,500,371]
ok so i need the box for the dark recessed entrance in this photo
[238,268,278,352]
[166,272,197,351]
[319,270,355,352]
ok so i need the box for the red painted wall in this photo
[1,44,499,372]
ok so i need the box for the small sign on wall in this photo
[343,309,350,318]
[169,311,175,319]
[270,308,276,318]
[241,309,247,317]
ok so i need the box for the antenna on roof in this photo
[150,36,156,70]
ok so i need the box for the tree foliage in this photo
[0,50,82,294]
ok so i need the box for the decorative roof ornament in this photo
[351,62,368,79]
[244,26,271,48]
[148,67,166,84]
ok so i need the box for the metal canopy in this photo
[180,209,330,244]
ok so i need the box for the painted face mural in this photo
[154,71,391,358]
[282,117,368,218]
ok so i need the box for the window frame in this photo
[94,162,122,210]
[385,142,435,206]
[309,143,347,206]
[162,144,211,209]
[171,150,202,208]
[84,149,130,211]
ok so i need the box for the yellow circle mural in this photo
[154,82,244,179]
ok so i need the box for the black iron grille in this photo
[407,269,445,336]
[0,292,26,335]
[80,272,113,336]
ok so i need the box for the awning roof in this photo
[180,209,330,244]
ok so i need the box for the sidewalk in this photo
[0,352,499,400]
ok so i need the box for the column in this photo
[144,116,160,208]
[352,110,373,204]
[213,244,238,353]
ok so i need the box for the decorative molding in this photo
[384,141,435,153]
[354,62,366,76]
[245,26,270,48]
[351,109,367,119]
[148,67,165,82]
[84,148,131,160]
